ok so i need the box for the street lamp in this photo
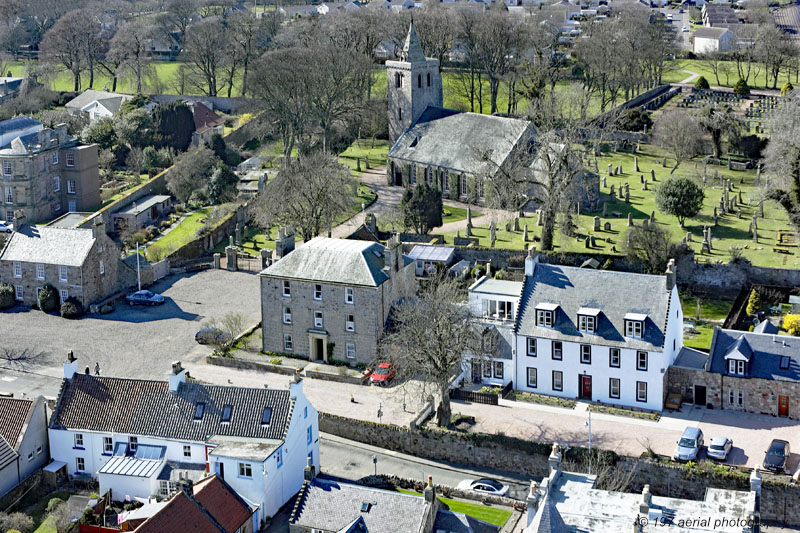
[585,409,592,475]
[372,455,378,476]
[377,402,383,423]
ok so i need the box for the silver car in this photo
[673,427,704,462]
[707,436,733,461]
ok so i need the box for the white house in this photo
[693,27,735,54]
[48,356,319,527]
[466,277,523,387]
[64,90,134,121]
[513,254,683,411]
[0,396,49,498]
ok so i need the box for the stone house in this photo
[513,254,684,411]
[667,328,800,419]
[0,117,100,224]
[0,396,49,498]
[0,220,120,308]
[260,237,415,364]
[49,357,318,527]
[190,102,225,148]
[111,194,173,233]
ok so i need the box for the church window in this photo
[398,108,403,121]
[417,74,422,88]
[395,72,402,88]
[427,72,431,86]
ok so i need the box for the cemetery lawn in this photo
[339,139,391,175]
[442,206,482,225]
[146,207,212,257]
[679,290,735,350]
[396,490,511,527]
[662,59,797,90]
[436,146,800,270]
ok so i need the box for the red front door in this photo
[580,375,592,400]
[778,395,789,417]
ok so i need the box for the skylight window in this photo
[221,404,233,423]
[261,407,272,426]
[194,402,205,421]
[780,356,790,370]
[361,502,372,513]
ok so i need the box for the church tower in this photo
[386,23,443,144]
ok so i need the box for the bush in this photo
[60,297,84,319]
[733,78,750,96]
[615,108,653,132]
[46,498,63,514]
[746,290,761,316]
[694,76,710,90]
[781,81,794,96]
[784,314,800,336]
[655,176,705,227]
[160,220,171,229]
[37,283,59,312]
[0,282,14,309]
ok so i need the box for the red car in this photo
[370,363,396,386]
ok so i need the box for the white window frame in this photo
[625,320,643,338]
[636,381,647,403]
[493,361,504,379]
[728,359,745,376]
[103,437,113,453]
[314,284,322,300]
[60,289,69,304]
[66,152,75,167]
[13,262,22,278]
[283,307,292,324]
[238,462,252,478]
[67,180,76,194]
[346,314,355,332]
[527,367,537,388]
[129,436,138,452]
[314,311,323,329]
[282,280,291,298]
[99,260,104,275]
[53,176,60,192]
[459,174,467,196]
[284,334,293,351]
[74,434,84,448]
[76,457,85,472]
[637,351,648,371]
[14,285,22,301]
[35,263,44,280]
[2,160,11,176]
[183,445,191,458]
[59,265,68,282]
[345,287,354,304]
[51,152,58,165]
[536,310,553,328]
[5,186,12,204]
[578,315,596,333]
[527,337,537,357]
[727,389,744,408]
[346,342,355,359]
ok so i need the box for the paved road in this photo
[320,433,531,500]
[0,269,261,381]
[662,7,691,50]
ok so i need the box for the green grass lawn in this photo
[662,59,798,90]
[442,206,482,225]
[397,489,512,527]
[146,207,211,256]
[339,139,391,175]
[33,516,56,533]
[678,290,734,351]
[438,145,800,270]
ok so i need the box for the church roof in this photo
[400,23,427,63]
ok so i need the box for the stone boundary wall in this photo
[206,355,297,376]
[164,205,247,263]
[318,413,800,525]
[0,470,42,512]
[150,94,256,114]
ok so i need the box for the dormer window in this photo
[624,313,647,338]
[261,407,272,426]
[577,308,600,334]
[221,404,233,423]
[535,303,558,328]
[728,360,745,376]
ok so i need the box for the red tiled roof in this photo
[135,492,223,533]
[193,475,253,532]
[192,102,224,133]
[0,398,34,449]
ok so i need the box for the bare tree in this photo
[203,311,247,354]
[624,223,680,274]
[251,151,355,241]
[755,24,797,90]
[473,7,525,115]
[763,90,800,230]
[183,16,227,96]
[109,19,154,94]
[653,109,705,173]
[413,2,455,67]
[381,277,479,427]
[39,9,86,91]
[226,11,275,97]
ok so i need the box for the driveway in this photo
[0,269,261,382]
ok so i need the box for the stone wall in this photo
[165,206,246,265]
[206,355,298,376]
[0,470,41,512]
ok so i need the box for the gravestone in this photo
[585,236,591,248]
[650,211,655,224]
[625,190,630,203]
[752,214,758,231]
[356,158,361,172]
[634,156,639,172]
[662,157,667,168]
[608,163,613,175]
[523,225,529,242]
[618,161,623,174]
[604,222,612,231]
[466,220,473,237]
[737,206,741,218]
[738,190,743,203]
[628,213,633,226]
[602,176,607,188]
[706,227,713,249]
[686,232,692,242]
[610,184,615,197]
[505,220,512,232]
[640,175,644,184]
[514,217,520,232]
[651,169,655,181]
[759,200,764,218]
[490,222,497,248]
[594,159,599,172]
[365,156,370,169]
[701,235,710,254]
[537,210,543,226]
[642,219,649,229]
[593,216,601,231]
[590,236,596,247]
[602,202,608,217]
[702,176,707,188]
[234,224,241,246]
[643,181,648,191]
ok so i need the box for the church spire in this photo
[400,22,426,63]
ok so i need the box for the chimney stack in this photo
[665,258,677,292]
[64,351,78,380]
[639,484,651,516]
[304,456,316,481]
[92,216,105,239]
[548,443,562,481]
[422,475,439,533]
[168,361,186,392]
[525,249,539,277]
[525,480,542,527]
[12,209,24,232]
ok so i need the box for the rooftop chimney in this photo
[169,361,186,392]
[525,480,542,527]
[525,249,539,277]
[290,370,303,399]
[548,443,562,481]
[639,484,651,515]
[92,216,106,239]
[665,258,677,292]
[64,351,78,380]
[423,475,439,533]
[12,210,25,232]
[304,456,316,481]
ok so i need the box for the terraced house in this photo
[513,254,683,411]
[0,116,100,224]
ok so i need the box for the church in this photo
[386,24,599,210]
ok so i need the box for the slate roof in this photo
[0,225,96,267]
[50,374,294,443]
[135,492,224,533]
[0,116,40,136]
[192,474,254,532]
[262,237,410,287]
[0,397,35,450]
[673,346,709,370]
[433,510,499,533]
[64,89,133,112]
[708,329,800,381]
[389,107,532,177]
[115,195,172,216]
[290,478,431,533]
[528,495,567,533]
[0,435,17,471]
[754,320,778,335]
[693,27,730,39]
[400,23,427,62]
[515,262,671,351]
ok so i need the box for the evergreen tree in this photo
[401,182,443,235]
[151,101,196,151]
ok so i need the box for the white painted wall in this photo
[98,470,159,501]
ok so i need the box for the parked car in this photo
[456,478,509,497]
[370,363,396,386]
[195,328,231,345]
[673,427,704,462]
[763,439,791,473]
[707,436,733,461]
[682,25,689,31]
[126,290,165,306]
[0,221,12,233]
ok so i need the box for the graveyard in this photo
[436,145,798,269]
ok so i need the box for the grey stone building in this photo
[260,237,415,364]
[0,117,100,224]
[0,219,120,308]
[0,396,49,498]
[667,327,800,419]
